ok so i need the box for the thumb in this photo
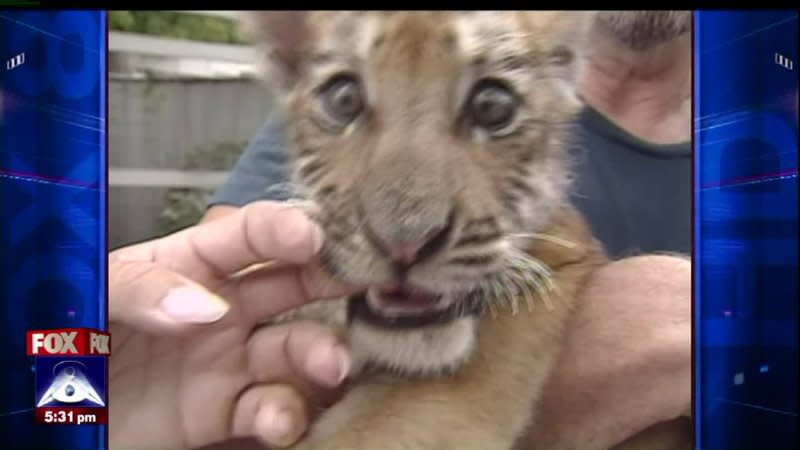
[109,256,230,334]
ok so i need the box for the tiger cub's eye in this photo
[319,75,365,127]
[467,80,519,132]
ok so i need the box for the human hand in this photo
[108,201,356,450]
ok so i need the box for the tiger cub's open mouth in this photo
[347,284,481,329]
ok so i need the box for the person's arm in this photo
[204,110,292,222]
[526,254,691,450]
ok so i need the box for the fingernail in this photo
[307,343,351,387]
[160,286,230,323]
[310,222,324,254]
[334,345,352,383]
[259,407,297,447]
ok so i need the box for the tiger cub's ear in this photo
[521,11,596,116]
[243,11,310,91]
[549,11,594,77]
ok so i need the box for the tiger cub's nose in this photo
[364,216,453,265]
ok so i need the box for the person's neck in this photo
[579,24,692,145]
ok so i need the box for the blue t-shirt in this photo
[210,107,691,259]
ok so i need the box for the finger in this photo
[201,204,240,223]
[232,384,308,449]
[109,255,230,334]
[247,321,351,389]
[184,201,324,276]
[229,261,359,321]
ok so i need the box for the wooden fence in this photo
[109,76,274,248]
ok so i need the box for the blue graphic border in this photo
[694,10,798,450]
[0,10,107,449]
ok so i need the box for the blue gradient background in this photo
[0,10,106,450]
[694,10,798,450]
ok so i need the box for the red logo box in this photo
[26,328,110,356]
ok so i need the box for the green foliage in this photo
[156,141,246,235]
[157,189,213,234]
[108,11,135,31]
[108,11,248,44]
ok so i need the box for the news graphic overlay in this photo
[695,10,798,450]
[1,10,107,450]
[27,329,109,425]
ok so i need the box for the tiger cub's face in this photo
[254,12,591,374]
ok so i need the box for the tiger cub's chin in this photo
[348,315,479,378]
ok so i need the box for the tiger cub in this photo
[250,11,606,450]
